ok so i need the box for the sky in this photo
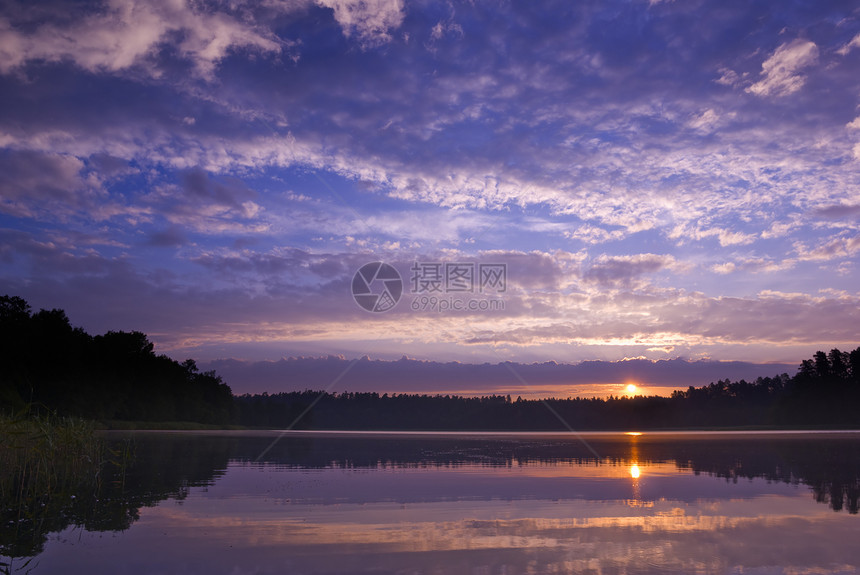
[1,0,859,397]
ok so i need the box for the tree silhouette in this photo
[0,296,233,424]
[2,294,858,431]
[235,348,859,431]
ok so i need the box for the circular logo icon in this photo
[351,262,403,313]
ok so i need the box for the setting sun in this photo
[626,384,638,394]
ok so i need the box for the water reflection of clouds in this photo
[39,490,860,575]
[23,433,860,574]
[207,461,801,508]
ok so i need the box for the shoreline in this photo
[95,422,860,434]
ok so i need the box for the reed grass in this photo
[0,413,104,501]
[1,411,127,569]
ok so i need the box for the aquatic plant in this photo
[0,411,132,572]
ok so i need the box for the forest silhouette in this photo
[0,296,233,424]
[1,294,859,429]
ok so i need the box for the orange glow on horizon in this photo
[400,384,687,400]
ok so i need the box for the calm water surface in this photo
[4,430,860,574]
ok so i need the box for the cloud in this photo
[0,0,283,77]
[143,169,266,235]
[2,0,860,373]
[315,0,404,47]
[687,108,722,133]
[814,204,860,220]
[712,262,735,275]
[564,223,628,245]
[0,150,100,219]
[456,289,860,352]
[181,168,257,210]
[4,228,857,369]
[761,219,797,239]
[190,246,356,285]
[148,226,187,247]
[746,39,819,97]
[0,240,370,351]
[0,1,855,265]
[715,67,741,88]
[793,235,860,262]
[670,224,757,247]
[0,227,122,276]
[201,355,797,396]
[477,249,585,291]
[711,256,795,275]
[836,33,860,56]
[583,254,682,288]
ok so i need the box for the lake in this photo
[3,430,860,574]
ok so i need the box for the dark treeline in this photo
[235,348,860,430]
[0,296,233,424]
[2,294,859,429]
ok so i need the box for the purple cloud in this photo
[201,355,797,397]
[1,0,859,393]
